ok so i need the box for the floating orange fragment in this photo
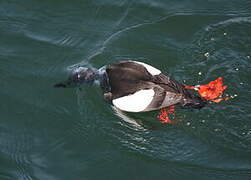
[185,77,229,103]
[157,105,177,124]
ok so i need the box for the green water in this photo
[1,0,251,179]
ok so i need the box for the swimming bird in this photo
[54,61,206,112]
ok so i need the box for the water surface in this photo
[0,0,251,179]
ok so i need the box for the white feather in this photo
[133,61,161,75]
[112,89,155,112]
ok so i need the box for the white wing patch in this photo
[133,61,161,76]
[112,89,155,112]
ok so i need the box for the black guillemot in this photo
[54,61,206,112]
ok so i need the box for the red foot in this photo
[157,105,177,124]
[185,77,229,103]
[157,77,230,123]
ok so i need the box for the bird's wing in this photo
[152,73,189,96]
[112,89,155,112]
